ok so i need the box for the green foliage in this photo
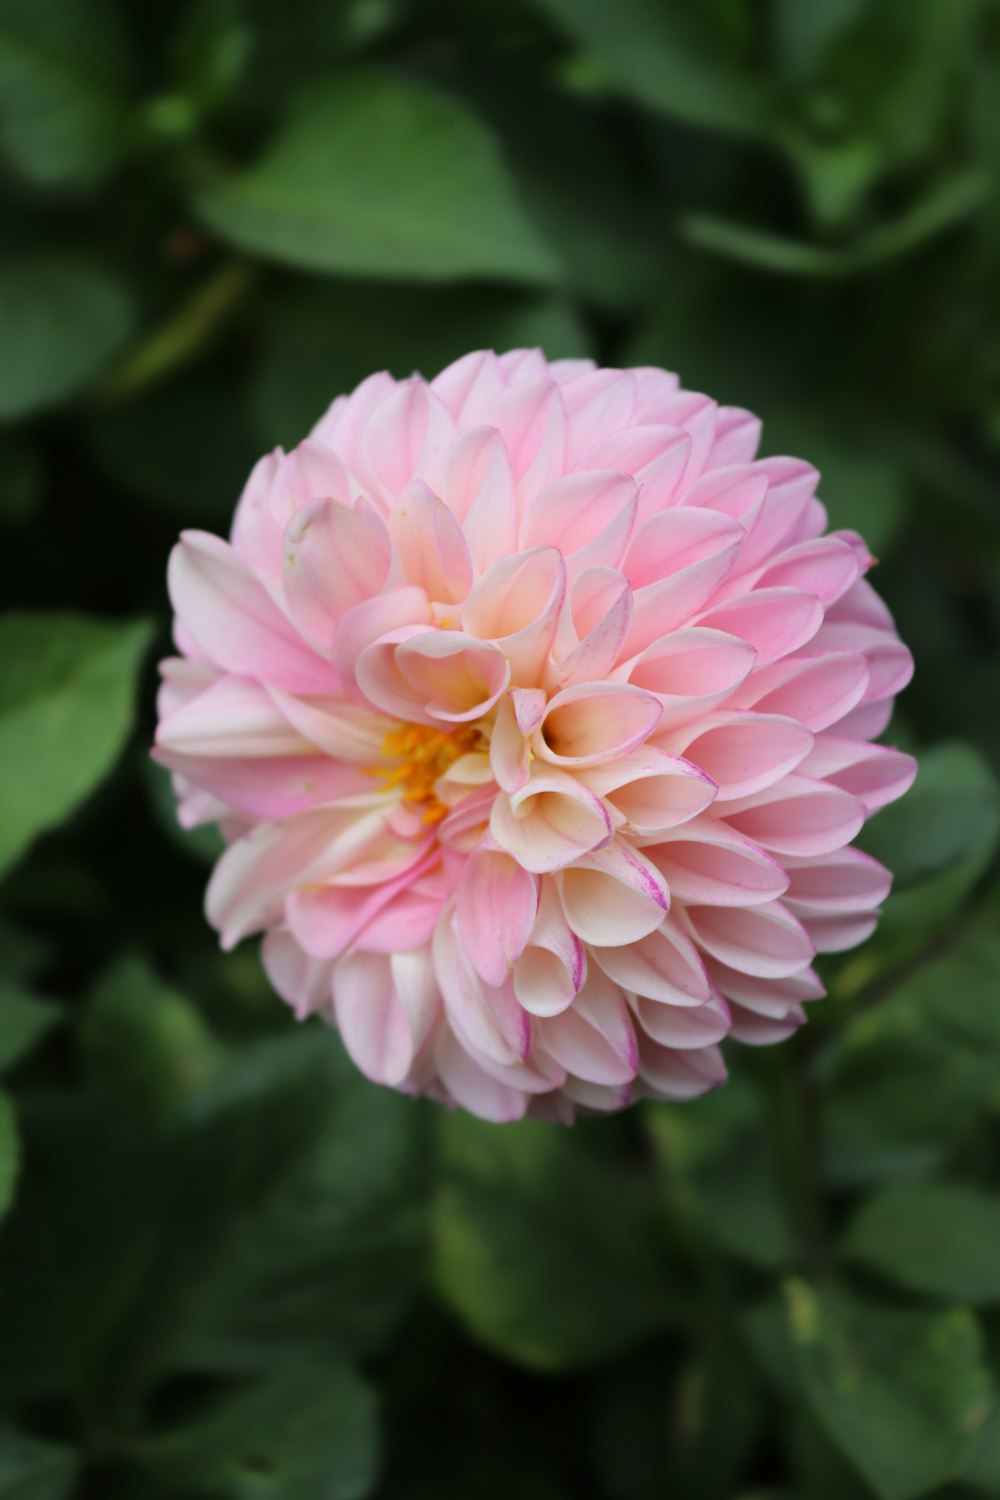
[1,1,999,1496]
[433,1114,670,1368]
[194,72,558,282]
[0,613,151,878]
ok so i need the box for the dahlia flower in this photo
[155,350,915,1122]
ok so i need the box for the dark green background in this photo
[2,1,1000,1497]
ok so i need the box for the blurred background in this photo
[1,1,1000,1497]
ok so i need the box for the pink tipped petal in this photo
[522,470,638,575]
[169,531,333,694]
[626,628,756,726]
[456,849,539,988]
[489,693,531,793]
[434,1030,529,1123]
[723,774,866,857]
[395,632,510,722]
[463,547,566,684]
[683,900,815,980]
[261,927,334,1019]
[595,922,714,1007]
[695,587,824,664]
[539,969,638,1085]
[558,840,669,946]
[637,1038,727,1101]
[583,749,717,836]
[536,683,662,768]
[513,880,585,1017]
[632,991,731,1049]
[283,497,392,648]
[332,951,418,1086]
[490,768,613,874]
[664,712,814,801]
[798,736,917,814]
[731,651,869,732]
[389,481,473,604]
[648,818,789,907]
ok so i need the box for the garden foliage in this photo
[1,1,999,1496]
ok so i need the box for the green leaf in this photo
[0,979,61,1074]
[0,0,133,185]
[752,1282,992,1500]
[645,1079,795,1269]
[859,743,1000,889]
[165,1036,432,1373]
[529,0,766,135]
[0,257,135,419]
[0,613,151,880]
[193,71,558,283]
[136,1360,378,1500]
[432,1114,670,1370]
[680,170,990,277]
[251,282,586,449]
[80,954,226,1110]
[0,1091,17,1223]
[0,1424,78,1499]
[843,1181,1000,1304]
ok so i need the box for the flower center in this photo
[374,721,483,824]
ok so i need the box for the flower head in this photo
[155,350,915,1122]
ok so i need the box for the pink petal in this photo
[463,547,566,685]
[389,481,473,604]
[648,817,789,907]
[594,921,714,1007]
[156,676,309,758]
[637,1038,727,1100]
[695,588,824,664]
[798,736,917,814]
[332,950,418,1087]
[558,840,669,945]
[441,426,518,568]
[539,969,638,1085]
[631,991,731,1049]
[521,470,638,574]
[625,627,756,726]
[434,1030,529,1122]
[455,849,539,988]
[665,711,814,800]
[582,748,717,836]
[283,497,392,649]
[683,899,814,979]
[723,774,866,857]
[169,531,333,694]
[261,927,333,1019]
[395,631,510,722]
[490,769,613,874]
[536,683,662,767]
[513,880,585,1017]
[731,651,869,732]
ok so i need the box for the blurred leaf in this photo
[251,282,586,447]
[88,366,260,522]
[135,1360,378,1500]
[168,0,250,117]
[432,1114,670,1370]
[680,169,990,276]
[0,435,42,527]
[166,1037,432,1372]
[0,613,151,881]
[843,1181,1000,1304]
[859,742,1000,889]
[0,1425,78,1499]
[0,0,133,186]
[750,1281,992,1500]
[530,0,766,135]
[770,0,869,79]
[0,256,135,419]
[80,954,226,1110]
[646,1080,795,1269]
[0,979,61,1074]
[0,1091,16,1222]
[194,71,558,283]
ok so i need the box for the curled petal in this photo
[663,711,814,801]
[490,768,613,874]
[558,840,669,946]
[456,849,539,988]
[536,683,662,768]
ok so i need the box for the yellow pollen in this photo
[370,721,482,823]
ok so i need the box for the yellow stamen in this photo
[368,721,483,822]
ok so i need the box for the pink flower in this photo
[155,350,915,1122]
